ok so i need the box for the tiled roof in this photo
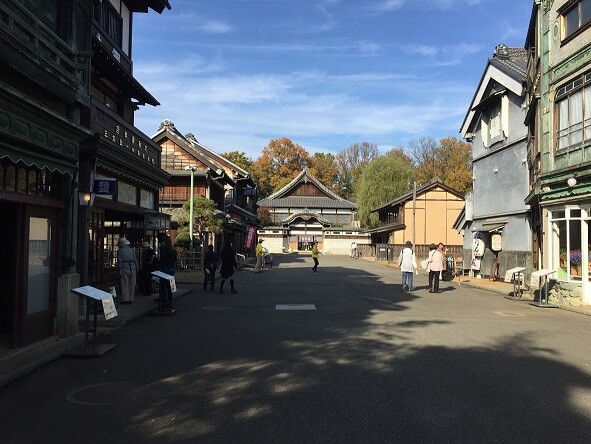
[489,45,527,81]
[258,196,356,209]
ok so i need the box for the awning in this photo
[0,146,76,176]
[470,219,508,233]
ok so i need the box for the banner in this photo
[245,225,256,250]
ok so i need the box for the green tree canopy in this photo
[335,142,380,200]
[179,197,223,243]
[354,153,414,228]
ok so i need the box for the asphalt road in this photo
[2,255,591,443]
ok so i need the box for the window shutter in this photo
[502,95,509,138]
[481,118,489,148]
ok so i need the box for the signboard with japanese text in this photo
[93,178,116,196]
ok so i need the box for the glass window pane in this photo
[118,182,136,205]
[28,217,51,314]
[582,0,591,24]
[565,7,580,37]
[558,98,570,149]
[569,219,582,281]
[570,90,584,145]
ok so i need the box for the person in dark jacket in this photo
[203,244,217,291]
[219,240,238,294]
[140,241,159,295]
[158,234,177,307]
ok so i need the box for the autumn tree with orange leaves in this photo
[252,138,311,198]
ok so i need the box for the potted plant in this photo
[570,250,582,276]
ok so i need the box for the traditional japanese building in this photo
[0,0,172,350]
[152,119,258,254]
[370,179,464,254]
[257,169,367,255]
[458,44,532,278]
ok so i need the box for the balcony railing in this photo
[0,0,85,98]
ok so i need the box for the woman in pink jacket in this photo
[427,243,445,293]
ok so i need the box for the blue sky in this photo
[133,0,532,159]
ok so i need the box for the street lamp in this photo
[184,165,196,251]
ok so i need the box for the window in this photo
[480,95,509,148]
[556,72,591,150]
[489,102,502,140]
[94,0,122,46]
[550,207,590,282]
[562,0,591,40]
[118,181,136,205]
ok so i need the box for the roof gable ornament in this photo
[159,118,175,131]
[543,0,555,12]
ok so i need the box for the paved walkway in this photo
[2,256,590,387]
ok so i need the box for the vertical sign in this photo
[245,225,256,250]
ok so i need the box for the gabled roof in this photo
[151,119,235,186]
[152,119,255,187]
[258,168,356,209]
[371,178,464,213]
[460,44,527,136]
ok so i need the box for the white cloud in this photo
[135,65,472,157]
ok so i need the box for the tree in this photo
[408,137,440,183]
[408,136,472,194]
[257,206,273,226]
[354,154,414,228]
[220,151,254,173]
[178,197,223,247]
[436,137,472,194]
[252,137,310,198]
[335,142,380,200]
[309,152,338,192]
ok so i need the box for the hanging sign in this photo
[472,238,485,258]
[93,178,116,196]
[491,233,502,252]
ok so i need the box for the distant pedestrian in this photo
[398,240,417,291]
[427,242,445,293]
[203,244,217,291]
[219,240,238,294]
[159,234,177,308]
[351,241,357,258]
[311,241,322,273]
[254,239,264,273]
[117,237,138,304]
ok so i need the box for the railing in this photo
[0,0,83,96]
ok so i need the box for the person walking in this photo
[117,237,138,304]
[158,234,177,308]
[219,240,239,294]
[351,241,357,258]
[311,241,322,273]
[398,240,417,292]
[203,244,217,291]
[427,242,445,293]
[254,238,264,273]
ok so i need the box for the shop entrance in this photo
[0,202,18,350]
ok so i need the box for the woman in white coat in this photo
[398,240,417,291]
